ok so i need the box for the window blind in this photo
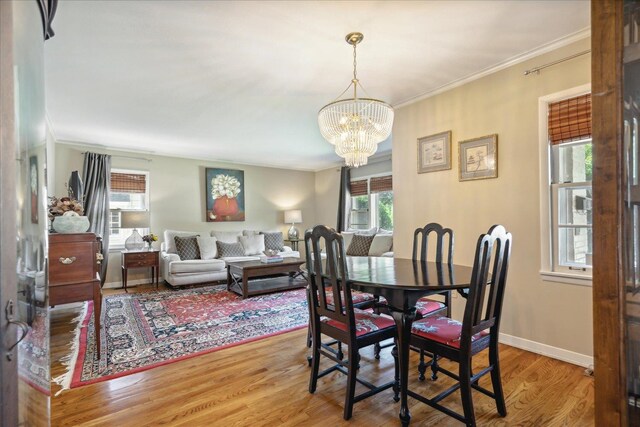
[548,93,592,145]
[370,175,392,193]
[349,179,368,197]
[110,172,146,193]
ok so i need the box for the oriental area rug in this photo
[54,284,308,391]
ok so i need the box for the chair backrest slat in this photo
[462,225,512,346]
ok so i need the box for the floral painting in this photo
[205,168,245,222]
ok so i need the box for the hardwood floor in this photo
[50,284,594,426]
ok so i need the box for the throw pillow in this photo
[261,231,284,252]
[216,241,245,258]
[341,231,355,249]
[368,234,393,256]
[196,236,218,260]
[239,234,265,256]
[346,234,376,256]
[174,235,201,260]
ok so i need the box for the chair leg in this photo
[344,346,359,420]
[418,349,427,381]
[430,353,439,381]
[489,342,507,416]
[308,330,321,394]
[306,323,312,348]
[337,341,344,361]
[459,356,476,427]
[391,343,400,402]
[374,342,381,360]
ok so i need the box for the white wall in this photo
[392,38,593,359]
[54,143,317,285]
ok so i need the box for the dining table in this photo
[345,256,475,426]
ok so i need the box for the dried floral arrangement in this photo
[48,196,84,219]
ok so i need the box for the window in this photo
[540,87,592,283]
[109,169,149,249]
[349,175,393,231]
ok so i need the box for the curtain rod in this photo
[523,49,591,76]
[81,151,152,162]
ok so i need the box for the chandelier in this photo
[318,32,394,167]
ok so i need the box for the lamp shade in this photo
[121,211,149,229]
[284,209,302,224]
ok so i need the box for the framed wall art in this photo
[205,168,245,222]
[418,130,452,173]
[458,134,498,181]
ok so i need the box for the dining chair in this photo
[374,222,453,380]
[305,225,399,420]
[408,225,512,426]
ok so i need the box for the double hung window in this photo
[349,175,393,231]
[109,169,149,249]
[545,92,592,278]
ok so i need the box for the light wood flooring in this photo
[51,283,594,426]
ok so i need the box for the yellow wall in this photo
[54,143,317,285]
[392,38,592,357]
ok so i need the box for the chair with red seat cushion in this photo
[409,225,512,426]
[305,225,399,421]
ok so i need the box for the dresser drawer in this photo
[123,251,158,268]
[49,241,97,286]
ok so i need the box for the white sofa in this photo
[161,230,300,287]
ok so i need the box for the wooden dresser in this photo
[49,232,102,353]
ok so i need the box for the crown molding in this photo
[393,27,591,109]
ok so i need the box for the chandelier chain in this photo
[353,44,358,99]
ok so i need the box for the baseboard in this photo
[499,333,593,368]
[102,277,163,289]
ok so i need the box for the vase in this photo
[213,196,239,217]
[52,212,90,233]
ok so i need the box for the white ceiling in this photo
[45,0,590,171]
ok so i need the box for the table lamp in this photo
[284,209,302,240]
[121,211,149,251]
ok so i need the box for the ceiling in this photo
[44,0,590,171]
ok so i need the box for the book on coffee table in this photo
[260,256,283,263]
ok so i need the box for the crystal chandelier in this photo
[318,32,394,168]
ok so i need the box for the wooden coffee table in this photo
[226,258,306,298]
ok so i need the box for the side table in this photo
[121,249,160,292]
[285,238,302,251]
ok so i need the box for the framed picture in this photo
[418,131,452,173]
[205,168,245,222]
[458,134,498,181]
[30,155,39,224]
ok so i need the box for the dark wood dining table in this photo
[346,256,474,426]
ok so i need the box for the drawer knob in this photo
[59,257,76,265]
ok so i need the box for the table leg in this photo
[122,266,128,293]
[391,309,416,427]
[242,271,249,299]
[226,266,231,291]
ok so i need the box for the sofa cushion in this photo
[240,234,265,255]
[169,258,226,274]
[216,241,245,258]
[174,236,200,260]
[164,230,202,254]
[368,234,393,256]
[210,230,241,243]
[347,227,377,235]
[242,230,260,236]
[346,234,375,256]
[261,231,284,252]
[196,236,218,260]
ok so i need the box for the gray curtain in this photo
[336,166,351,232]
[82,152,111,286]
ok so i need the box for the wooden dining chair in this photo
[305,225,399,420]
[408,225,512,426]
[374,222,453,378]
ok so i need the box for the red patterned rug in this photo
[54,284,308,391]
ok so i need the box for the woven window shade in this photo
[111,172,146,193]
[548,94,592,145]
[370,175,392,193]
[349,179,368,197]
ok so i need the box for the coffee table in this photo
[226,258,306,298]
